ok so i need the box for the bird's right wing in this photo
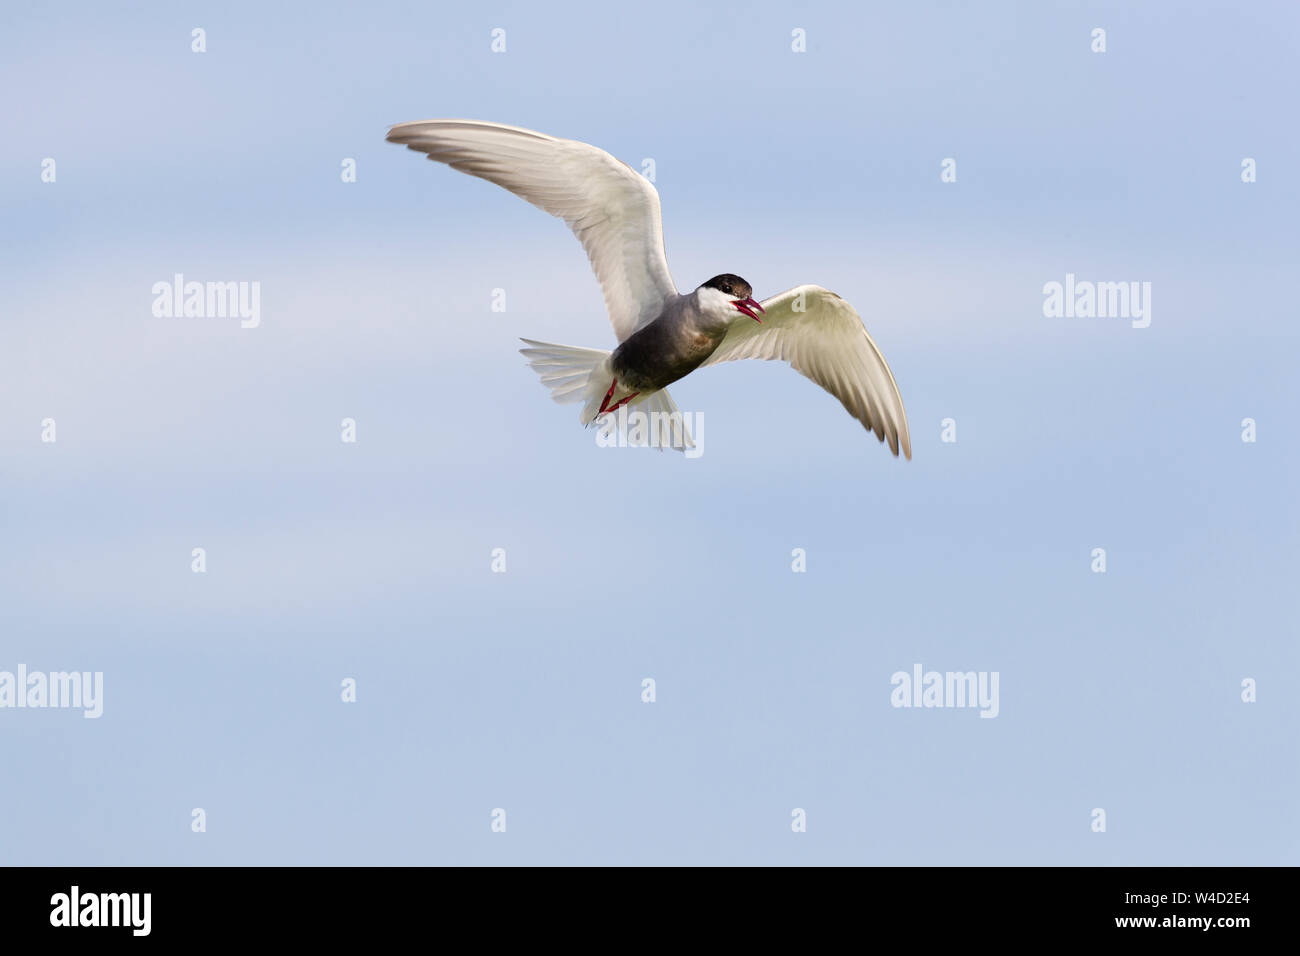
[387,119,678,342]
[702,285,912,458]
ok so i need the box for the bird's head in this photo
[698,274,765,323]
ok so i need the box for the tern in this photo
[387,119,911,458]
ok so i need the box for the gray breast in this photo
[611,309,727,392]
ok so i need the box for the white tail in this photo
[519,338,694,451]
[629,389,695,452]
[519,338,612,423]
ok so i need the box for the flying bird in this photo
[387,119,911,458]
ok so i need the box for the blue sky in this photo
[1,0,1296,864]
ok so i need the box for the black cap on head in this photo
[702,274,752,299]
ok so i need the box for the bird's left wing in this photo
[387,119,678,342]
[701,285,911,458]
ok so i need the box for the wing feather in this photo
[387,119,677,341]
[702,285,911,458]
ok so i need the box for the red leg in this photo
[598,378,618,416]
[606,392,640,413]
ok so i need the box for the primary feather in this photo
[387,119,678,342]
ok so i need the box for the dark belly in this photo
[611,322,725,391]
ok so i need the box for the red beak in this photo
[731,297,766,322]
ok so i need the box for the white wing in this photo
[702,285,912,458]
[387,119,678,342]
